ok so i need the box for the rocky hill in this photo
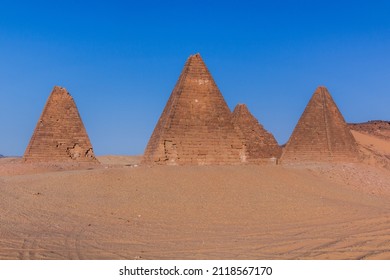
[349,120,390,140]
[349,120,390,169]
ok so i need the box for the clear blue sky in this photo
[1,0,389,156]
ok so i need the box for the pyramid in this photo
[143,53,247,165]
[24,86,98,162]
[281,86,359,162]
[232,104,282,162]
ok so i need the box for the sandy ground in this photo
[351,130,390,170]
[0,132,389,260]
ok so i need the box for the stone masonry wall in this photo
[142,54,247,165]
[24,86,97,162]
[232,104,282,162]
[281,86,359,162]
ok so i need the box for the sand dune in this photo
[352,130,390,155]
[0,124,389,260]
[352,130,390,169]
[1,155,390,259]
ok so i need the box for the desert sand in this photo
[0,129,389,260]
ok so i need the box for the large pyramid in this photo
[24,86,97,162]
[281,86,359,162]
[143,53,247,165]
[232,104,282,162]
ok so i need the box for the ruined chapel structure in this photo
[24,86,97,162]
[142,53,247,165]
[232,104,282,162]
[281,86,359,162]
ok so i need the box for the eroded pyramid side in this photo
[232,104,282,162]
[24,86,98,162]
[143,53,247,165]
[281,86,359,162]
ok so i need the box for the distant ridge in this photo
[351,120,390,124]
[349,120,390,141]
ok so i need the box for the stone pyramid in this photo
[232,104,282,162]
[24,86,97,162]
[281,86,359,162]
[143,53,247,165]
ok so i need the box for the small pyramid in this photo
[281,86,359,162]
[143,53,247,165]
[232,104,282,162]
[24,86,98,162]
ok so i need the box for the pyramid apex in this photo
[233,103,249,114]
[53,85,66,91]
[187,53,204,63]
[51,85,70,95]
[313,86,333,100]
[190,53,201,57]
[315,86,330,93]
